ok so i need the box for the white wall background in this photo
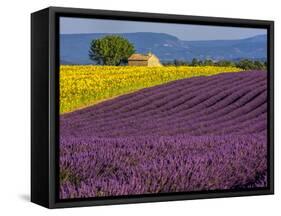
[0,0,279,214]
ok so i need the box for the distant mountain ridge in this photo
[60,32,267,65]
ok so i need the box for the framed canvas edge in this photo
[44,6,274,209]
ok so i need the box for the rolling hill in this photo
[60,33,267,64]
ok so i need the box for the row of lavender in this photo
[60,71,267,199]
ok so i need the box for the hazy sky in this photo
[60,17,267,41]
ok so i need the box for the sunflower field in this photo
[60,65,242,113]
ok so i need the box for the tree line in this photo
[163,58,267,70]
[88,35,267,70]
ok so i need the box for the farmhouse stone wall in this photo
[128,60,148,66]
[128,53,162,66]
[147,55,162,66]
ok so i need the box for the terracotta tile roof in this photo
[128,53,152,61]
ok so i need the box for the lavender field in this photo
[59,71,267,199]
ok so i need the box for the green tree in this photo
[264,61,267,69]
[236,59,255,70]
[253,60,265,70]
[174,59,180,66]
[216,60,235,67]
[204,59,214,66]
[197,60,203,66]
[89,35,135,65]
[174,59,189,66]
[191,58,199,66]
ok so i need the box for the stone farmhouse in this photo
[128,52,162,66]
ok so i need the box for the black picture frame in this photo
[31,6,274,209]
